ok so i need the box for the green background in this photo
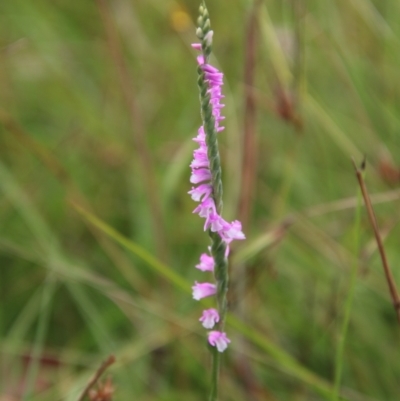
[1,0,400,400]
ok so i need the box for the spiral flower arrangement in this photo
[189,2,245,356]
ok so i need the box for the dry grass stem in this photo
[352,158,400,325]
[77,355,116,401]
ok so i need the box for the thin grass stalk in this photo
[352,159,400,324]
[21,274,57,401]
[332,180,362,401]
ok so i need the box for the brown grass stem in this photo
[77,355,116,401]
[352,158,400,325]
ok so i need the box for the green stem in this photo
[210,232,228,326]
[332,185,362,400]
[209,347,221,401]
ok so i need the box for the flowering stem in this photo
[197,3,228,399]
[190,2,245,398]
[196,0,229,328]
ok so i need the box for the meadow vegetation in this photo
[1,0,400,400]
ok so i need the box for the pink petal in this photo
[199,308,220,329]
[208,331,231,352]
[192,282,217,300]
[195,253,215,271]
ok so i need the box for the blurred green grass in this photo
[1,0,400,400]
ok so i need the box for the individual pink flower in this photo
[193,127,206,143]
[201,63,219,73]
[205,213,224,232]
[193,145,208,157]
[192,282,217,300]
[219,220,246,243]
[199,308,220,329]
[208,331,231,352]
[190,155,209,169]
[195,253,215,272]
[190,168,212,184]
[188,184,212,202]
[193,197,216,219]
[197,54,206,65]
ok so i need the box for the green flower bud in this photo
[196,27,204,39]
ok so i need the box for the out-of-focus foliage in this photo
[1,0,400,400]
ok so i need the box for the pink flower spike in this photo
[192,282,217,300]
[199,308,220,329]
[208,331,231,352]
[191,43,202,50]
[196,253,215,272]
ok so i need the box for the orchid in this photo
[199,309,220,329]
[189,4,245,356]
[188,4,247,400]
